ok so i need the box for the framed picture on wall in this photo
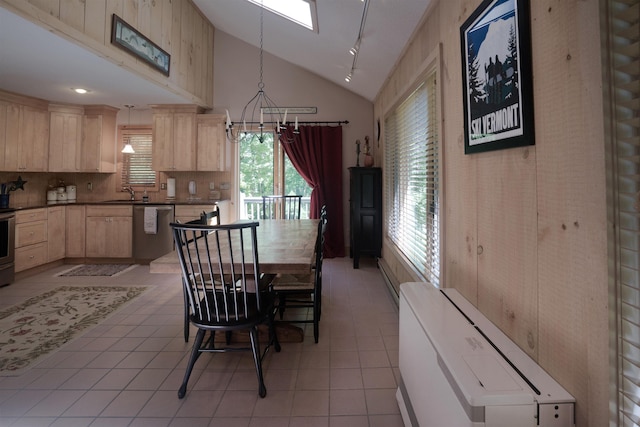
[460,0,534,154]
[111,14,170,76]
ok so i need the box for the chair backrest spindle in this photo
[262,195,302,219]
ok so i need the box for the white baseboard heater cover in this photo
[397,282,575,427]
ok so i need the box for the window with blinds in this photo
[384,72,440,286]
[118,126,158,190]
[606,0,640,425]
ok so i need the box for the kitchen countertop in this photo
[11,199,227,211]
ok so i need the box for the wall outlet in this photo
[87,182,92,191]
[161,183,167,190]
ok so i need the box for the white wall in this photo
[213,30,374,245]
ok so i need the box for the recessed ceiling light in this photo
[72,88,89,94]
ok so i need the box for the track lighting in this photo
[345,0,369,83]
[349,39,361,56]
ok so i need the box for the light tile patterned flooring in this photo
[0,256,402,426]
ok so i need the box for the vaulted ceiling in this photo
[0,0,431,108]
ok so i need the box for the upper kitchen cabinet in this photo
[151,105,204,171]
[48,104,83,172]
[49,104,118,173]
[196,114,228,171]
[0,91,49,172]
[82,105,118,173]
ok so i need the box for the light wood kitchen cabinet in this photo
[82,105,118,172]
[0,91,49,172]
[65,205,86,258]
[48,104,84,172]
[47,206,66,262]
[174,204,217,224]
[151,105,204,171]
[85,205,132,258]
[196,114,228,171]
[15,208,48,272]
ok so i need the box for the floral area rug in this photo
[56,264,137,277]
[0,286,147,375]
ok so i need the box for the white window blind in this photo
[120,127,157,188]
[384,73,440,286]
[607,0,640,425]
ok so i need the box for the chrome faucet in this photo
[122,186,135,201]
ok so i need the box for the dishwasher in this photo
[133,205,175,262]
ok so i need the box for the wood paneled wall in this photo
[2,0,214,107]
[374,0,608,426]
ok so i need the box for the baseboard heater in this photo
[397,282,575,427]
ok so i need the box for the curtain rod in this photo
[238,120,349,126]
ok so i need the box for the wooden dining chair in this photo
[200,205,221,225]
[262,195,302,219]
[171,221,281,398]
[272,207,327,343]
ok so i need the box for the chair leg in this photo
[313,294,320,343]
[183,286,189,342]
[249,326,267,398]
[268,310,281,353]
[178,328,206,398]
[278,294,286,319]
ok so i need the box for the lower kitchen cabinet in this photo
[15,208,48,272]
[85,205,132,258]
[47,206,65,262]
[65,205,86,258]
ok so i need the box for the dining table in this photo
[149,219,320,275]
[149,219,321,343]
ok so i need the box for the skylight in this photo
[246,0,317,32]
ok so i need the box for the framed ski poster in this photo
[460,0,534,154]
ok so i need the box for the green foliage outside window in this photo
[240,132,311,197]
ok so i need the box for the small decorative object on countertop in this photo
[0,175,27,208]
[355,139,361,167]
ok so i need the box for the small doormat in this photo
[56,264,137,277]
[0,286,147,374]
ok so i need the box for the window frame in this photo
[116,125,159,192]
[382,50,443,287]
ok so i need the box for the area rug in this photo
[56,264,137,277]
[0,286,147,375]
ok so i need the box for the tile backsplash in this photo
[0,171,233,207]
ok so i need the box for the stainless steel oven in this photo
[0,210,16,286]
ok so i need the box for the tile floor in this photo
[0,256,402,426]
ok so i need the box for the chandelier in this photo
[225,1,299,144]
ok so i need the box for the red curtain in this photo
[279,125,345,258]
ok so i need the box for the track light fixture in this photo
[349,39,361,56]
[345,0,369,83]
